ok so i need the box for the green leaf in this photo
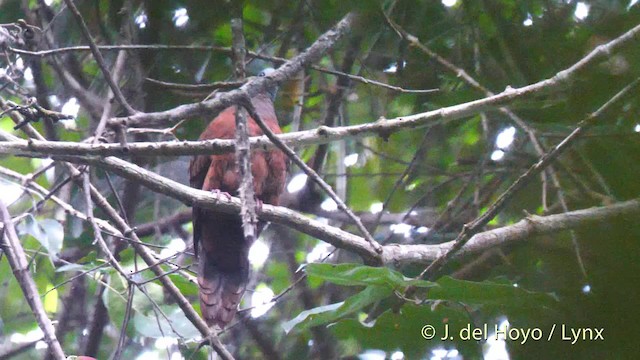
[168,274,198,297]
[243,4,269,26]
[305,263,434,289]
[331,303,480,358]
[428,277,559,316]
[17,215,63,262]
[39,219,64,257]
[265,261,290,294]
[133,307,200,339]
[283,285,391,333]
[213,23,232,46]
[43,283,58,313]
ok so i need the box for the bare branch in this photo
[3,18,635,161]
[2,137,637,270]
[0,201,66,360]
[417,78,640,279]
[62,154,382,264]
[62,0,136,115]
[107,12,357,129]
[242,95,383,256]
[231,16,258,245]
[382,198,640,265]
[0,97,235,359]
[81,170,131,280]
[100,17,640,131]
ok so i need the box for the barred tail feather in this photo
[198,254,248,329]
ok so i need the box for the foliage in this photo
[1,0,640,359]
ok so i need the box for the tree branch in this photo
[382,198,640,265]
[62,0,136,115]
[418,77,640,279]
[93,16,640,131]
[231,15,258,246]
[3,19,640,160]
[36,152,640,268]
[106,12,357,128]
[0,201,66,360]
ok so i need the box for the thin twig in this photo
[369,128,432,233]
[113,284,134,360]
[93,49,128,142]
[416,78,640,280]
[2,100,235,359]
[145,77,243,93]
[62,0,136,115]
[9,43,437,94]
[386,15,591,279]
[242,95,383,256]
[82,170,131,280]
[0,200,66,360]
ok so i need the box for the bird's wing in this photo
[189,154,211,259]
[189,153,211,190]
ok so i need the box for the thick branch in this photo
[382,199,640,265]
[106,12,357,128]
[3,19,640,159]
[62,154,382,264]
[98,17,640,131]
[45,154,640,268]
[418,78,640,279]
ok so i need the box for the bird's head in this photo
[258,67,279,102]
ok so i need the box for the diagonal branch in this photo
[0,201,66,360]
[104,17,640,130]
[1,100,235,360]
[62,0,136,115]
[5,129,636,270]
[61,154,382,263]
[241,95,383,256]
[33,152,640,268]
[107,12,357,128]
[4,18,636,160]
[417,77,640,280]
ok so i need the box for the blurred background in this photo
[1,0,640,359]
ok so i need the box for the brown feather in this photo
[190,93,286,328]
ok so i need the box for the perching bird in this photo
[189,69,287,329]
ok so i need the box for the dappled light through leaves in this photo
[0,1,639,359]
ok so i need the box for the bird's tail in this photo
[197,251,249,329]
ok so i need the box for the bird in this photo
[189,68,287,329]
